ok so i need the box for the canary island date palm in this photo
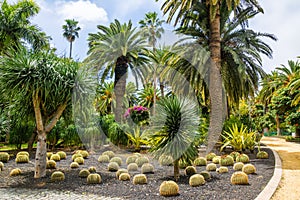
[0,0,50,54]
[62,19,81,59]
[157,0,264,153]
[0,45,92,178]
[86,19,148,122]
[149,96,199,181]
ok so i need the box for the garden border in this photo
[254,146,282,200]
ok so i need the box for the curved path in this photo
[260,137,300,200]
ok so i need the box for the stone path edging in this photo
[255,145,282,200]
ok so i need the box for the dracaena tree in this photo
[0,45,92,178]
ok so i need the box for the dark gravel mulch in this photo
[0,146,275,200]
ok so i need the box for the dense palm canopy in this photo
[62,19,81,59]
[0,0,50,54]
[86,19,148,122]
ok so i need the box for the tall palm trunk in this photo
[173,159,180,181]
[69,40,73,59]
[114,56,128,123]
[207,4,224,153]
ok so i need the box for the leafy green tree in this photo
[0,0,50,54]
[0,45,88,178]
[86,19,148,122]
[157,0,264,153]
[149,96,199,181]
[62,19,81,59]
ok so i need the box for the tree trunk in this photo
[34,131,47,178]
[295,127,300,138]
[153,70,157,115]
[207,4,224,153]
[173,159,180,182]
[276,113,281,136]
[160,82,165,98]
[27,127,37,152]
[69,41,73,59]
[114,56,128,123]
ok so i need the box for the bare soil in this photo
[0,146,275,200]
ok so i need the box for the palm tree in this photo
[86,19,148,122]
[0,45,91,178]
[62,19,81,59]
[158,0,264,152]
[177,5,276,108]
[0,0,50,54]
[149,96,199,181]
[139,12,165,114]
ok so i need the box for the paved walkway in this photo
[260,136,300,200]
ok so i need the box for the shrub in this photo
[126,155,137,165]
[88,166,97,173]
[0,152,9,162]
[50,171,65,182]
[110,157,122,166]
[220,155,234,166]
[87,173,102,184]
[236,154,250,163]
[116,168,128,179]
[206,163,217,171]
[0,161,4,170]
[205,153,216,161]
[158,154,173,166]
[132,174,147,185]
[127,163,138,171]
[216,166,229,173]
[46,152,53,159]
[231,172,249,185]
[108,162,119,172]
[46,160,57,169]
[79,169,90,178]
[75,157,84,165]
[193,157,207,166]
[15,155,29,163]
[77,150,89,158]
[102,151,115,159]
[189,174,205,187]
[242,164,256,174]
[233,162,244,171]
[135,157,149,167]
[199,171,211,180]
[72,153,83,161]
[141,163,154,174]
[159,181,179,197]
[16,151,29,157]
[185,166,197,176]
[119,173,130,181]
[50,154,61,162]
[9,168,21,176]
[229,152,240,161]
[212,156,221,164]
[98,155,110,163]
[57,151,67,159]
[70,162,79,169]
[256,151,269,159]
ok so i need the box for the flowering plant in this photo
[124,105,149,125]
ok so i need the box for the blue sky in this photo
[21,0,300,72]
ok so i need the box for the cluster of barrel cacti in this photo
[15,151,29,164]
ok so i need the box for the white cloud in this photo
[56,0,108,24]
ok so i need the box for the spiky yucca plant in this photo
[159,180,179,197]
[149,96,199,181]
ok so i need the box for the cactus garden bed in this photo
[0,147,275,200]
